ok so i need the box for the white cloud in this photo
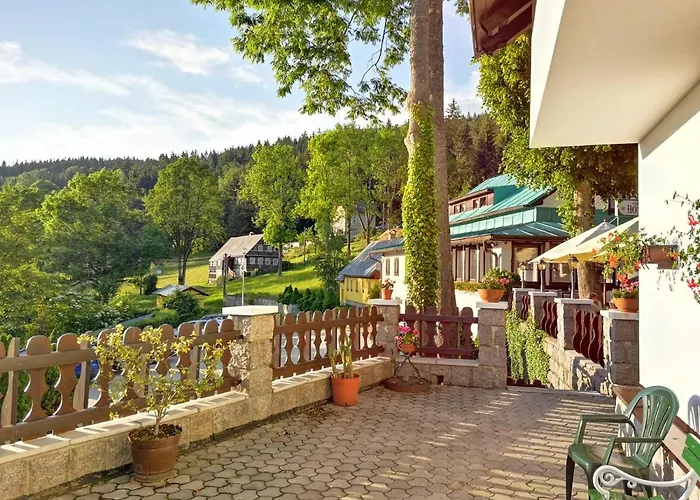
[0,41,130,95]
[124,30,230,75]
[228,66,266,85]
[446,68,483,114]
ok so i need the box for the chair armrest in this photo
[602,436,663,464]
[594,464,699,500]
[574,413,637,443]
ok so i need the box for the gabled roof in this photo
[153,285,209,297]
[336,239,402,281]
[449,175,552,224]
[210,234,265,262]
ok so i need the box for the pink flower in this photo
[499,278,510,285]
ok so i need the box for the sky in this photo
[0,1,482,163]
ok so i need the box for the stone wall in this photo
[544,337,611,395]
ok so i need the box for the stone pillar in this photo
[602,310,640,387]
[475,301,508,388]
[369,299,401,360]
[529,291,557,327]
[229,306,277,423]
[512,288,535,307]
[555,298,595,350]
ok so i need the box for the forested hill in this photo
[0,134,309,190]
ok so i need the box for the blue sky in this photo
[0,0,481,163]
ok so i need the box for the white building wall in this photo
[638,80,700,430]
[382,251,408,312]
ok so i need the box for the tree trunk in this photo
[346,212,351,258]
[574,181,601,299]
[429,0,457,314]
[278,244,283,276]
[177,252,185,285]
[365,214,372,246]
[180,258,188,285]
[302,240,306,263]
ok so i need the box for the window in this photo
[468,247,478,281]
[551,263,572,283]
[513,246,541,283]
[385,257,391,276]
[394,257,399,276]
[272,258,279,265]
[264,258,271,265]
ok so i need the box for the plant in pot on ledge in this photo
[381,278,395,299]
[476,275,510,303]
[84,325,230,483]
[328,334,359,406]
[395,321,419,356]
[612,280,639,313]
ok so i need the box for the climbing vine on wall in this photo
[403,102,439,310]
[505,309,550,384]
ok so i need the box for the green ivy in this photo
[403,102,439,310]
[505,309,550,384]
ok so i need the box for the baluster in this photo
[573,310,583,354]
[296,312,308,364]
[323,309,335,360]
[23,336,52,424]
[462,308,477,354]
[95,330,114,410]
[370,305,379,349]
[73,336,90,412]
[1,338,20,427]
[582,312,593,359]
[200,321,220,397]
[177,323,197,385]
[424,306,438,352]
[283,314,295,367]
[53,334,80,433]
[594,315,604,366]
[311,311,323,360]
[219,319,237,390]
[118,327,141,414]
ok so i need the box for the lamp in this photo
[568,256,578,298]
[537,261,546,292]
[518,262,527,285]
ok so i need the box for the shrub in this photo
[322,288,340,310]
[110,293,153,320]
[368,284,381,300]
[312,289,324,312]
[504,309,550,384]
[133,309,180,329]
[455,281,479,293]
[290,288,302,305]
[278,285,293,304]
[142,273,158,295]
[163,291,202,322]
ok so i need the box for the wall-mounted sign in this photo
[616,199,638,217]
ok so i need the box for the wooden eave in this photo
[468,0,534,57]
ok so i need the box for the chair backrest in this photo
[683,434,700,476]
[624,386,680,465]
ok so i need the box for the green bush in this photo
[110,293,153,320]
[505,309,525,380]
[162,291,202,322]
[278,285,293,304]
[322,288,340,310]
[290,287,302,305]
[133,309,180,329]
[455,281,479,293]
[142,273,158,295]
[368,284,381,300]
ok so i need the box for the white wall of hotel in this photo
[529,0,700,427]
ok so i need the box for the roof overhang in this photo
[469,0,534,57]
[530,0,700,148]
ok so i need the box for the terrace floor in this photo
[57,385,615,500]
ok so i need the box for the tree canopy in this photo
[145,157,223,285]
[241,144,304,275]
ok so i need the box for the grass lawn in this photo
[156,253,211,287]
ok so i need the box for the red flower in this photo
[634,262,641,271]
[671,252,679,261]
[619,275,628,285]
[689,214,699,228]
[687,278,698,289]
[696,263,700,271]
[614,234,621,242]
[592,248,598,255]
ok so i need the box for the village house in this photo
[208,233,279,282]
[151,284,208,307]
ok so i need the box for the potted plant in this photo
[476,275,510,303]
[394,321,419,355]
[84,325,229,484]
[381,278,395,299]
[612,280,639,312]
[328,334,359,406]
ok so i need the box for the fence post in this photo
[0,338,20,426]
[601,310,640,387]
[529,291,557,328]
[554,298,595,350]
[369,299,401,360]
[229,307,277,423]
[475,301,508,388]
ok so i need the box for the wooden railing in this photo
[540,299,558,339]
[573,309,605,367]
[519,294,530,321]
[0,320,240,444]
[400,306,478,359]
[272,307,384,380]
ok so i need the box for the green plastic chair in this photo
[589,433,700,499]
[565,386,679,500]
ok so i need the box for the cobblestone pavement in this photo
[58,386,615,499]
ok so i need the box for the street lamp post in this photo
[537,261,547,293]
[518,262,527,286]
[568,256,579,299]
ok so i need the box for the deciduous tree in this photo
[145,157,223,285]
[241,144,304,276]
[478,35,637,297]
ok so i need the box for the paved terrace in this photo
[56,386,614,500]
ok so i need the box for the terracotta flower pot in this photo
[128,424,182,484]
[478,289,505,303]
[400,343,416,355]
[614,297,639,313]
[381,288,393,300]
[331,374,361,406]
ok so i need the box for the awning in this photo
[531,221,616,264]
[574,218,639,263]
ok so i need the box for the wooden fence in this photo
[540,299,558,339]
[272,307,384,380]
[573,309,605,367]
[519,294,531,321]
[0,320,240,444]
[400,306,478,359]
